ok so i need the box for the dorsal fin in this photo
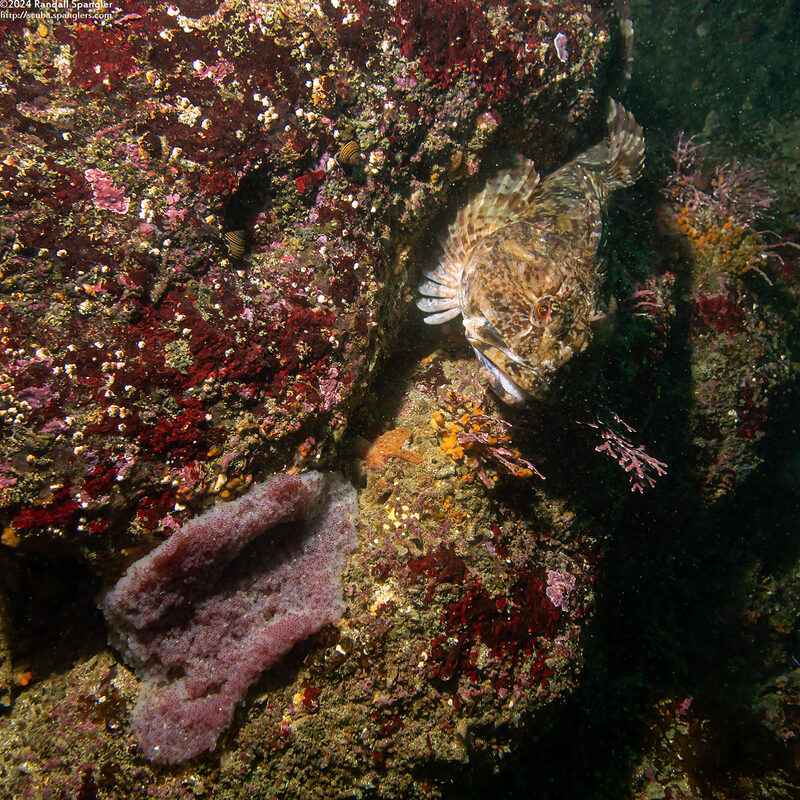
[575,166,603,252]
[445,156,540,264]
[417,157,539,325]
[568,99,644,203]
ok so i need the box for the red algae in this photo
[694,294,744,335]
[408,546,563,687]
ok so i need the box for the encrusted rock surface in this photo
[0,347,602,800]
[0,0,616,564]
[3,1,799,798]
[0,570,11,710]
[0,1,623,797]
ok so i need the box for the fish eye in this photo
[531,297,557,324]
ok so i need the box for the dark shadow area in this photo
[442,243,800,797]
[1,553,106,693]
[426,352,800,798]
[536,383,800,797]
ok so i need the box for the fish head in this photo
[460,226,607,405]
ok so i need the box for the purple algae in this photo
[98,471,357,764]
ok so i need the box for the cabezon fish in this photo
[417,100,645,406]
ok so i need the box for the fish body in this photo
[417,100,645,405]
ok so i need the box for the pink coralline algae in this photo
[554,33,570,63]
[98,471,358,764]
[546,570,576,612]
[84,168,130,215]
[662,133,798,283]
[590,415,668,492]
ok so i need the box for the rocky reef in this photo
[2,0,800,798]
[0,349,600,800]
[0,0,615,564]
[0,0,625,796]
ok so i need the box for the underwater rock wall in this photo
[0,0,615,565]
[0,0,796,796]
[0,352,598,800]
[0,2,622,797]
[20,0,800,797]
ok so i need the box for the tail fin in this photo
[604,99,645,190]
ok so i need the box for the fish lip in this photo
[466,322,542,405]
[469,338,561,405]
[464,317,531,371]
[464,317,565,405]
[473,349,531,406]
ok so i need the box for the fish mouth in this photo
[466,317,570,406]
[465,317,539,405]
[473,348,531,406]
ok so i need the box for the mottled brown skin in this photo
[460,165,606,404]
[419,101,645,406]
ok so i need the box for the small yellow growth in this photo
[1,526,19,548]
[370,583,396,614]
[175,485,196,504]
[291,690,306,708]
[674,205,771,281]
[432,412,466,461]
[383,503,420,532]
[431,391,536,481]
[295,439,316,464]
[441,495,466,524]
[771,613,795,636]
[219,476,247,501]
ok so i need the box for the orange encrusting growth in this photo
[431,391,542,487]
[13,666,33,687]
[663,133,785,284]
[1,526,20,547]
[673,210,773,282]
[364,429,424,470]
